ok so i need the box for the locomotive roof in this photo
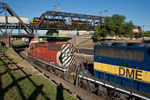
[39,35,72,42]
[95,42,149,49]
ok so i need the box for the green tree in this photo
[95,26,102,41]
[123,21,134,37]
[95,16,115,41]
[104,16,115,36]
[95,14,134,41]
[46,29,59,35]
[144,31,150,37]
[112,14,126,38]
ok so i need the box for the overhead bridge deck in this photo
[0,24,95,31]
[0,2,104,45]
[0,2,104,35]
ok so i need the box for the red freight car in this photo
[28,42,75,71]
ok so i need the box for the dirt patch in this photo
[74,55,93,64]
[69,36,98,48]
[5,48,39,75]
[69,36,143,48]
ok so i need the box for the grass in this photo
[0,46,76,100]
[12,39,27,47]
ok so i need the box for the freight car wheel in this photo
[63,71,69,80]
[116,93,129,100]
[45,65,50,72]
[106,89,129,100]
[87,81,97,92]
[132,96,142,100]
[56,69,64,78]
[78,79,89,89]
[48,66,53,73]
[97,85,108,98]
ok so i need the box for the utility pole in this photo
[142,24,146,39]
[99,10,108,17]
[104,10,108,17]
[99,11,102,16]
[53,3,60,11]
[99,10,108,24]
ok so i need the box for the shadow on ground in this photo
[0,49,59,100]
[56,83,64,100]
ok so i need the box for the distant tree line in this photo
[94,14,134,41]
[134,31,150,38]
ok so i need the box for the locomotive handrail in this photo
[28,55,68,72]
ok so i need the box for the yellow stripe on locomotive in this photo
[94,60,150,84]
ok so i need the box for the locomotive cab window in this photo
[95,47,144,62]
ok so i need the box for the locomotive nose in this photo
[59,44,75,67]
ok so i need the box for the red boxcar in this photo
[28,42,75,71]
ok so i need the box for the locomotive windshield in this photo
[95,47,144,62]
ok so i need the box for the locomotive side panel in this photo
[47,44,61,65]
[94,43,150,95]
[28,42,75,70]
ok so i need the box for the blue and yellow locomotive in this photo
[78,42,150,99]
[94,42,150,99]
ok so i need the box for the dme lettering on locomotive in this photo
[119,67,142,80]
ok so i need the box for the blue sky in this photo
[1,0,150,31]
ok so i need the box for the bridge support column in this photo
[18,23,21,35]
[77,30,79,36]
[0,36,9,46]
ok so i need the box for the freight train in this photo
[70,20,92,26]
[28,41,75,72]
[78,42,150,99]
[30,17,92,26]
[30,17,66,25]
[0,16,28,24]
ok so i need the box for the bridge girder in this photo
[35,11,105,32]
[0,2,32,34]
[0,2,105,35]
